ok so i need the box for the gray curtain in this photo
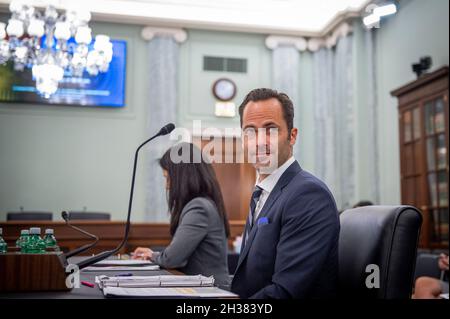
[365,29,380,204]
[313,48,335,195]
[271,45,301,158]
[313,35,355,211]
[145,36,178,221]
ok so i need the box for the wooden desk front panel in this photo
[0,221,246,255]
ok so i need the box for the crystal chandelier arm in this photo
[35,10,43,20]
[28,38,40,63]
[3,1,113,97]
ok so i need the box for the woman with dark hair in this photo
[132,142,231,288]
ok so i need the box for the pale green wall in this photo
[352,20,376,204]
[373,0,449,205]
[296,51,315,173]
[178,29,314,172]
[349,0,449,206]
[0,0,448,221]
[293,0,449,206]
[0,25,273,222]
[178,30,271,131]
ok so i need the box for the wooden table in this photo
[0,256,193,299]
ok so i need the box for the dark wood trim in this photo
[193,136,256,221]
[0,221,246,255]
[391,66,449,98]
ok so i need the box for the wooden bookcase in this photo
[391,66,449,249]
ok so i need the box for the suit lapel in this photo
[239,216,251,252]
[235,161,302,273]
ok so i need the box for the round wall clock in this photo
[212,78,237,101]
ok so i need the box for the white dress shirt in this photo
[253,156,296,221]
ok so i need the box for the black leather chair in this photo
[414,253,443,281]
[7,211,53,221]
[339,205,422,299]
[67,211,111,220]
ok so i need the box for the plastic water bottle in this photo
[44,229,58,250]
[0,228,7,253]
[16,229,30,250]
[27,227,46,253]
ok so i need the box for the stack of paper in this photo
[102,286,238,298]
[84,265,160,271]
[96,274,215,288]
[83,259,160,272]
[93,260,154,266]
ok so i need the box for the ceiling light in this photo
[373,3,397,17]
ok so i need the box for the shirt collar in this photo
[256,156,295,193]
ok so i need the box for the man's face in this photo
[241,98,297,174]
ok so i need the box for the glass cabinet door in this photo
[424,96,449,246]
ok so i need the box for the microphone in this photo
[76,123,175,270]
[61,211,99,258]
[158,123,175,136]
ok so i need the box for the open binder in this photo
[96,274,215,288]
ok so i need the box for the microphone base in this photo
[0,251,71,292]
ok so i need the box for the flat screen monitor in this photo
[0,39,126,108]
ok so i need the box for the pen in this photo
[117,273,133,276]
[81,281,95,288]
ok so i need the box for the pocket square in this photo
[257,217,269,225]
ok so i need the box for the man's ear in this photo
[289,128,298,146]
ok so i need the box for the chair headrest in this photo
[339,205,422,299]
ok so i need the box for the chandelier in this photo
[0,0,113,98]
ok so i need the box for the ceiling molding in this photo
[320,0,372,36]
[85,12,322,38]
[0,0,370,38]
[307,22,353,52]
[265,35,307,51]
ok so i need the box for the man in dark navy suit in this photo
[231,88,340,299]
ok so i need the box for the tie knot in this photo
[252,186,263,200]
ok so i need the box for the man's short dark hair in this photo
[238,88,294,133]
